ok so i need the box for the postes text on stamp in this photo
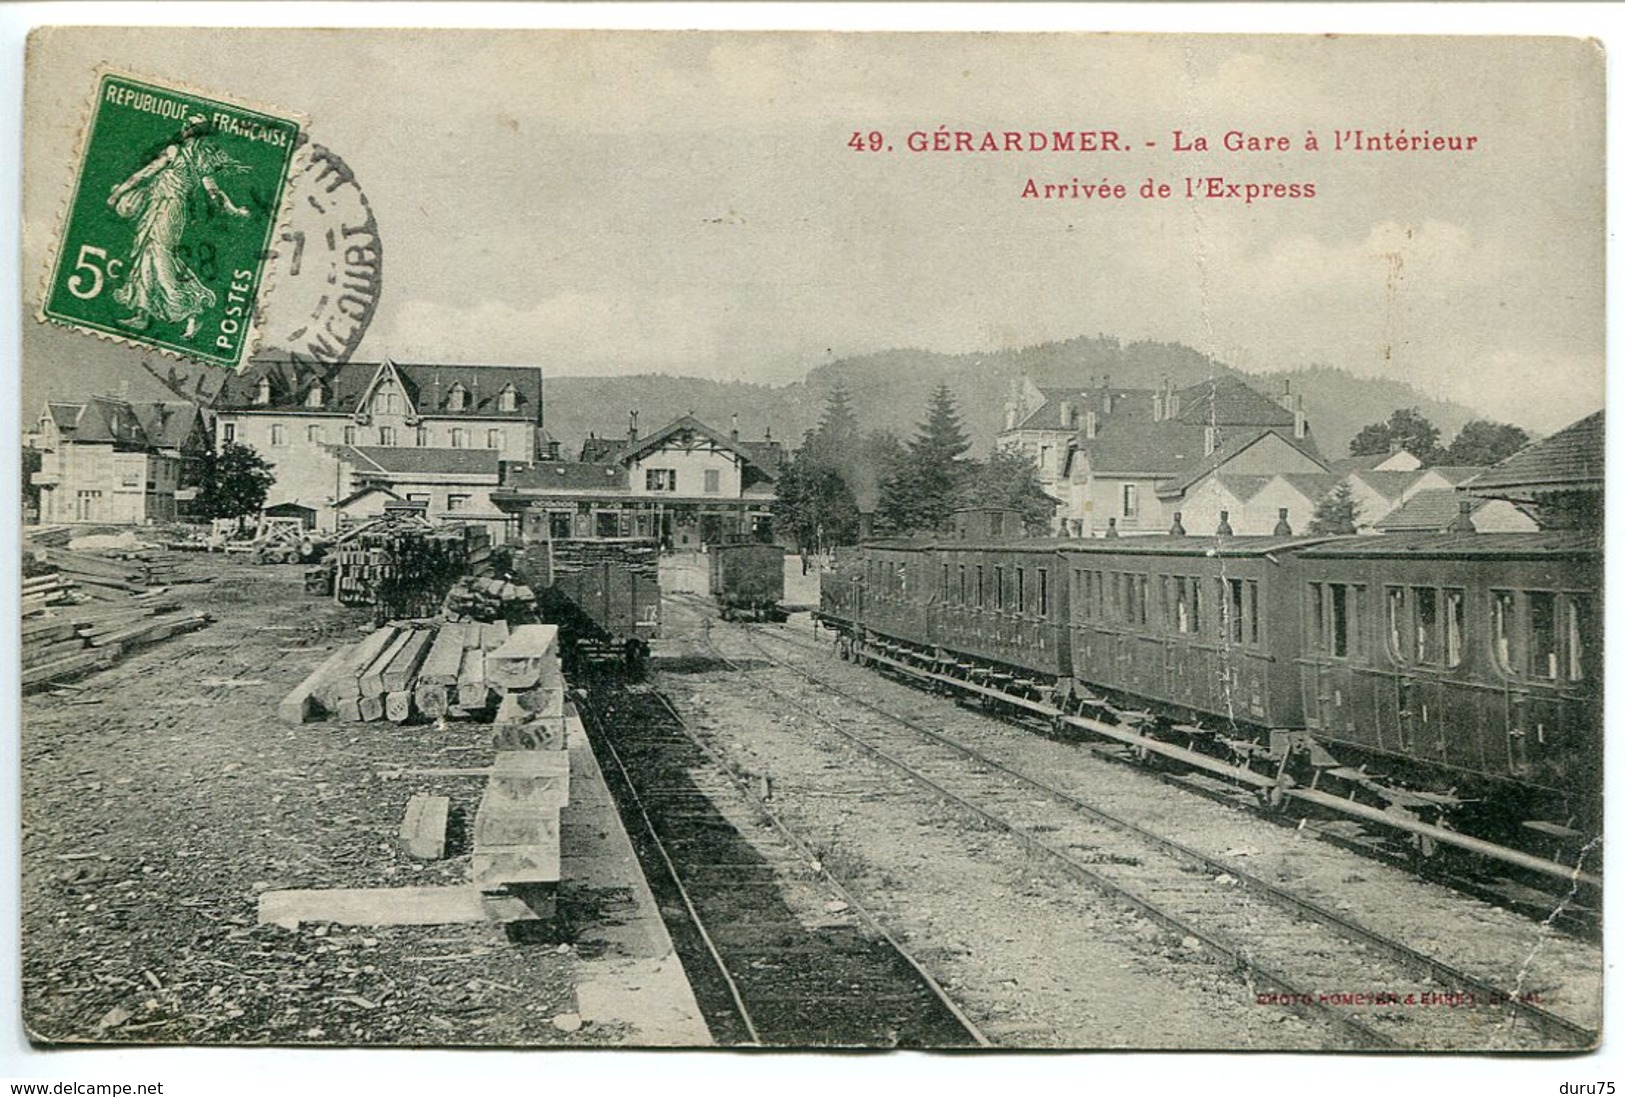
[39,71,302,370]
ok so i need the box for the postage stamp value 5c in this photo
[38,70,303,370]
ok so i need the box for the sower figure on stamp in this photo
[107,114,249,340]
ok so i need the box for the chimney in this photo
[1005,405,1017,431]
[1059,400,1073,428]
[1084,410,1098,439]
[1217,510,1234,536]
[731,413,739,443]
[1294,394,1306,439]
[1204,425,1218,456]
[1105,517,1119,538]
[1169,392,1182,419]
[1102,376,1113,415]
[1448,499,1477,534]
[764,425,772,442]
[1153,392,1164,422]
[628,410,639,441]
[1169,512,1186,537]
[858,511,875,540]
[1274,507,1293,536]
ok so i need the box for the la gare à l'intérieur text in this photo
[846,128,1481,154]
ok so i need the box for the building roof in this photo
[1277,472,1342,501]
[1372,489,1488,532]
[1464,411,1604,496]
[1011,386,1153,432]
[1157,428,1327,496]
[580,414,783,479]
[40,396,195,451]
[1349,468,1424,501]
[1080,420,1212,477]
[502,461,629,492]
[1170,375,1295,427]
[330,445,502,478]
[219,359,543,422]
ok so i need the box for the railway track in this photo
[578,680,989,1048]
[671,600,1596,1051]
[749,605,1600,934]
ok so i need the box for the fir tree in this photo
[1308,481,1361,535]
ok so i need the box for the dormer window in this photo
[497,384,517,413]
[306,382,324,408]
[255,376,272,406]
[446,382,467,412]
[373,381,401,416]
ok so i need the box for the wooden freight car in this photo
[535,537,661,668]
[708,542,787,621]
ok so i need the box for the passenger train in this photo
[817,530,1601,882]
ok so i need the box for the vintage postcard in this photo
[11,21,1607,1075]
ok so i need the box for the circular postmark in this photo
[255,137,382,368]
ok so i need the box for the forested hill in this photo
[540,336,1481,460]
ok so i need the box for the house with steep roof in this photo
[31,397,209,524]
[495,413,782,547]
[1463,410,1603,530]
[211,357,545,535]
[997,374,1152,501]
[1058,375,1323,536]
[1344,465,1487,533]
[1329,448,1423,475]
[1373,489,1537,534]
[1175,471,1341,538]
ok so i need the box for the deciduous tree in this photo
[195,440,276,524]
[1349,408,1444,465]
[1445,419,1531,467]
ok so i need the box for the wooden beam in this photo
[359,630,413,698]
[278,643,358,724]
[380,628,434,694]
[398,794,450,859]
[257,885,546,929]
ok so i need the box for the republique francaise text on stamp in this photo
[38,70,302,370]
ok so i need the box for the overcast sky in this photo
[22,29,1604,433]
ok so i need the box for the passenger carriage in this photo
[1059,536,1324,732]
[1292,532,1601,834]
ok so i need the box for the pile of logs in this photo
[280,618,522,726]
[442,575,536,624]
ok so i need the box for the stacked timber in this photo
[441,575,536,624]
[332,521,492,618]
[21,590,209,691]
[279,617,518,725]
[474,624,569,889]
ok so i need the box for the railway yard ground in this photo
[18,548,1606,1052]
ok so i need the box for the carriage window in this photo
[959,565,967,606]
[994,566,1005,610]
[1038,569,1049,619]
[1529,592,1557,679]
[1016,568,1026,613]
[976,566,985,608]
[1566,595,1586,681]
[1246,580,1260,645]
[1491,590,1517,673]
[1386,587,1408,661]
[898,562,908,597]
[1124,574,1139,625]
[1189,577,1202,635]
[1330,583,1352,657]
[1308,583,1324,650]
[1225,578,1245,643]
[1414,587,1437,665]
[1444,589,1464,668]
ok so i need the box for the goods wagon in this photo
[709,542,788,621]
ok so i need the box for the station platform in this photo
[560,714,713,1045]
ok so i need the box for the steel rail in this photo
[807,620,1600,890]
[737,621,1599,1050]
[578,701,763,1046]
[680,622,1396,1050]
[645,691,994,1049]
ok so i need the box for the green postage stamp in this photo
[39,70,303,370]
